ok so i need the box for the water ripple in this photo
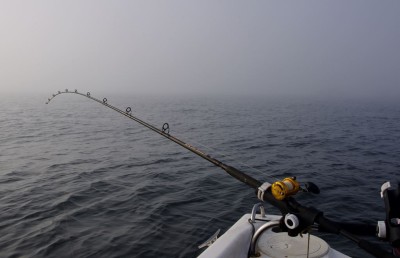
[0,95,399,257]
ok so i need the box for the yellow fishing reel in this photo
[271,177,300,200]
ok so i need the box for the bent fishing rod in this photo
[47,90,399,258]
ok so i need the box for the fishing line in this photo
[307,232,310,258]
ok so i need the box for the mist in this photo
[1,1,399,101]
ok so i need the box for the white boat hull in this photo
[198,213,350,258]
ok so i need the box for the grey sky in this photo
[1,1,399,99]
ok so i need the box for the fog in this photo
[1,1,399,101]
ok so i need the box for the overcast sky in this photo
[1,1,399,99]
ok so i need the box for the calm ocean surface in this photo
[1,92,399,258]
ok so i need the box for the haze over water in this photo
[1,1,399,101]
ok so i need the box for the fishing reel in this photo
[269,177,320,201]
[271,177,300,200]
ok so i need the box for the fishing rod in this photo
[47,90,260,189]
[47,90,399,258]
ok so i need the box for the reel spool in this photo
[271,177,300,200]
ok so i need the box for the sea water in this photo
[1,92,399,258]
